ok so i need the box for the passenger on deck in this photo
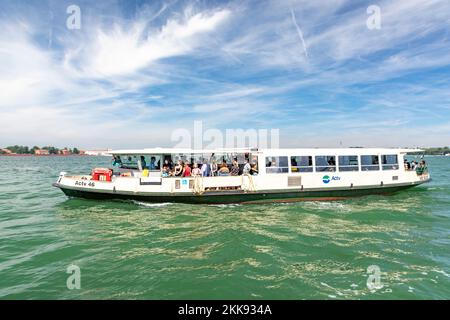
[243,159,251,175]
[149,157,156,170]
[112,155,122,167]
[211,160,218,176]
[164,159,173,170]
[162,164,170,177]
[174,160,183,176]
[192,163,201,176]
[250,162,258,175]
[404,159,411,170]
[183,162,192,177]
[415,160,428,175]
[218,162,230,176]
[230,160,239,176]
[201,159,210,177]
[411,161,418,170]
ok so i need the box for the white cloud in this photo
[66,8,230,77]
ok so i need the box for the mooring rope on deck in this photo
[193,175,204,195]
[241,174,256,192]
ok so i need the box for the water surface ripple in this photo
[0,156,449,299]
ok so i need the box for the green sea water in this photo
[0,155,449,299]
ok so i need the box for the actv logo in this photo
[322,175,340,184]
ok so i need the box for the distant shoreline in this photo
[0,154,92,157]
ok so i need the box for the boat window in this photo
[338,155,359,172]
[266,156,289,173]
[290,156,313,172]
[315,156,336,172]
[381,154,399,170]
[361,155,380,171]
[121,155,138,169]
[145,155,161,171]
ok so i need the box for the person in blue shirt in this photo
[112,155,122,167]
[140,156,147,170]
[149,157,157,170]
[201,159,210,177]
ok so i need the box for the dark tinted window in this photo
[290,156,313,172]
[315,155,336,172]
[266,156,289,173]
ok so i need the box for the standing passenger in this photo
[174,160,183,176]
[230,160,239,176]
[243,159,251,174]
[183,162,192,177]
[201,159,210,177]
[211,160,218,176]
[192,163,201,176]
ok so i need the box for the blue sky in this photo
[0,0,449,149]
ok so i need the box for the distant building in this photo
[1,148,12,154]
[60,149,71,155]
[84,149,111,156]
[35,149,50,155]
[78,150,86,155]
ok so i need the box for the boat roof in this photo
[109,147,423,155]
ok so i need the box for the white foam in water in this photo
[132,201,173,208]
[208,204,242,208]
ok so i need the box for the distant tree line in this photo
[423,147,450,155]
[0,145,80,154]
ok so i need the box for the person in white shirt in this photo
[243,159,251,175]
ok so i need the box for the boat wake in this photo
[208,204,242,208]
[132,201,173,208]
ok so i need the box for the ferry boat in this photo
[53,147,431,204]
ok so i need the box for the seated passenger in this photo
[192,163,201,176]
[327,159,336,171]
[174,160,183,176]
[250,162,258,175]
[183,162,192,177]
[162,165,170,177]
[218,164,230,176]
[404,159,411,170]
[149,157,156,170]
[415,160,428,175]
[164,159,173,170]
[269,160,282,173]
[421,160,428,173]
[411,161,418,170]
[138,156,147,171]
[112,155,122,167]
[230,160,239,176]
